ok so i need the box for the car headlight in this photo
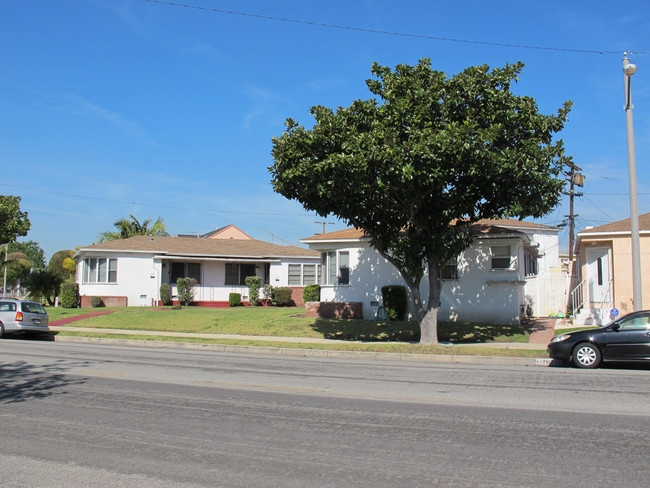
[550,334,571,343]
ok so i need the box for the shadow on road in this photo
[0,354,88,404]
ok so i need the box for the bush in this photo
[381,285,408,320]
[229,293,242,307]
[244,275,262,306]
[60,282,80,308]
[177,277,196,306]
[273,287,293,307]
[171,304,182,310]
[263,284,275,300]
[303,284,320,302]
[90,296,104,308]
[160,283,172,306]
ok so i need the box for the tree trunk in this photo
[419,256,443,345]
[419,306,440,345]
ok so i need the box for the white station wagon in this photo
[0,299,50,337]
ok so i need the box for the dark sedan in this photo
[548,310,650,368]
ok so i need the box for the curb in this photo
[53,335,553,367]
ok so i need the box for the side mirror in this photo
[610,323,620,332]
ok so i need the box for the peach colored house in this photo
[573,212,650,325]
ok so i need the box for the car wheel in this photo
[572,343,601,369]
[0,322,4,338]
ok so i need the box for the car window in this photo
[0,301,17,312]
[617,314,650,330]
[21,302,46,314]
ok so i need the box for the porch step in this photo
[573,307,613,327]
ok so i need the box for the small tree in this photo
[273,287,293,307]
[176,277,196,306]
[23,269,62,305]
[245,275,262,306]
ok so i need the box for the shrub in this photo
[381,285,408,320]
[263,284,275,300]
[177,277,196,306]
[160,283,172,306]
[229,293,242,307]
[90,296,104,308]
[171,304,182,310]
[60,282,80,308]
[244,275,262,306]
[303,284,320,302]
[273,287,293,307]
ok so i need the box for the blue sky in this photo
[1,0,649,260]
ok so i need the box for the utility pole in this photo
[561,160,584,262]
[315,221,335,235]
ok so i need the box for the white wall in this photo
[313,239,524,324]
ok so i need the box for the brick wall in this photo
[305,301,363,319]
[80,295,128,308]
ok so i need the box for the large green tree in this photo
[97,214,169,243]
[48,249,76,282]
[270,59,571,345]
[0,195,30,244]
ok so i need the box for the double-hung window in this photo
[84,258,118,283]
[491,246,512,270]
[171,262,202,284]
[321,251,350,285]
[225,263,256,286]
[441,259,459,280]
[288,264,318,286]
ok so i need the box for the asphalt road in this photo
[1,339,649,487]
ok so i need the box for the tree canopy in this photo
[0,195,31,244]
[270,59,571,344]
[97,214,169,243]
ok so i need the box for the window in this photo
[288,264,301,285]
[170,262,201,284]
[441,259,458,280]
[321,251,351,285]
[618,313,650,330]
[84,258,117,283]
[524,252,538,277]
[287,264,318,286]
[225,263,257,286]
[491,246,512,270]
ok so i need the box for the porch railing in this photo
[570,279,585,318]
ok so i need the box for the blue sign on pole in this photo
[610,308,619,317]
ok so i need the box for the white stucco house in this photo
[302,219,568,324]
[75,226,320,307]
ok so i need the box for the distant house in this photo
[301,219,566,324]
[75,226,319,307]
[572,212,650,325]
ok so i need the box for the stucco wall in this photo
[315,239,525,324]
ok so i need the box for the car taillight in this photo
[16,311,23,322]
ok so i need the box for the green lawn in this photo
[47,306,533,344]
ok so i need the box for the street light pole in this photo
[623,53,643,310]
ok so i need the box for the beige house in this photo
[573,212,650,324]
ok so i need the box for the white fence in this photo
[524,273,573,317]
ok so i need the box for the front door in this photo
[586,247,611,304]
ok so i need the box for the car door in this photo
[602,312,650,360]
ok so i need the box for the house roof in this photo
[200,224,254,240]
[577,212,650,235]
[76,235,319,259]
[302,218,552,242]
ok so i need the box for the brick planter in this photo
[305,301,363,319]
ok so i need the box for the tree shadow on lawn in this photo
[311,318,534,343]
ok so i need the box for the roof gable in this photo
[578,212,650,235]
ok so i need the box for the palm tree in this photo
[97,215,169,243]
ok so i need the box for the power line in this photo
[0,183,316,218]
[144,0,647,55]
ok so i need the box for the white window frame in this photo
[83,257,118,284]
[320,251,351,285]
[491,246,513,270]
[288,264,319,286]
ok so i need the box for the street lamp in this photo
[623,52,642,310]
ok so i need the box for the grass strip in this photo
[54,331,545,358]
